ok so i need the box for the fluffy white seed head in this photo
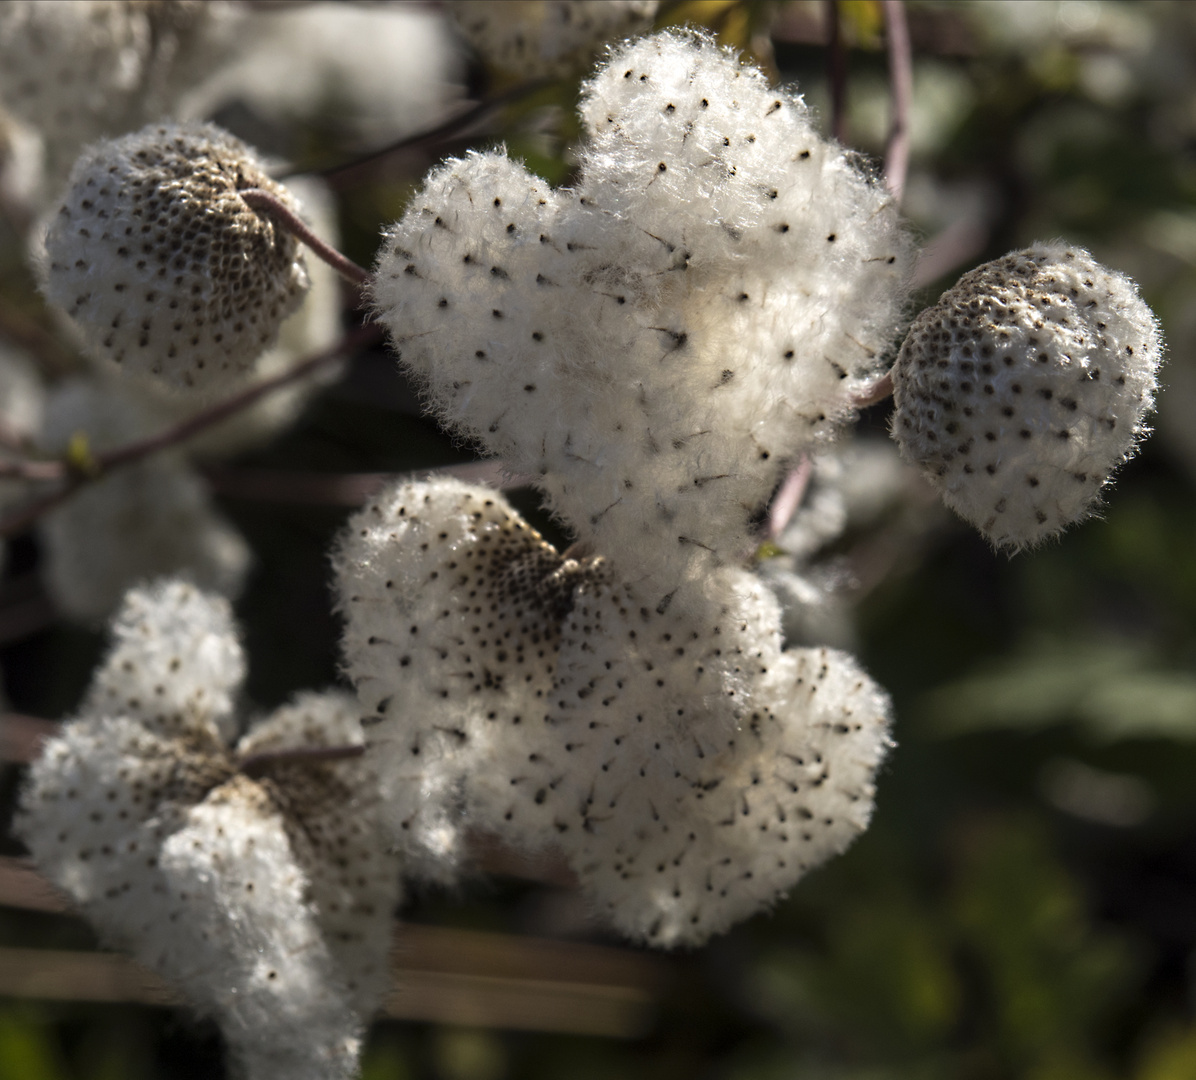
[42,122,310,392]
[237,691,401,1018]
[20,743,362,1080]
[336,480,892,945]
[15,713,234,909]
[891,243,1162,549]
[157,780,365,1080]
[81,578,245,742]
[501,567,891,946]
[16,583,399,1080]
[37,379,251,623]
[450,1,658,78]
[334,477,607,877]
[373,31,912,606]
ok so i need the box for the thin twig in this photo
[239,744,366,778]
[309,79,552,187]
[768,455,814,541]
[883,0,913,204]
[0,458,66,482]
[239,188,371,287]
[0,302,77,377]
[0,923,664,1037]
[202,459,515,506]
[0,324,381,538]
[0,416,35,455]
[911,217,990,290]
[0,484,85,539]
[98,324,379,472]
[825,0,848,143]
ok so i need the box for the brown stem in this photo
[239,188,371,287]
[99,325,379,472]
[0,458,66,482]
[201,458,514,506]
[911,217,990,290]
[2,713,61,763]
[468,830,578,891]
[0,324,380,538]
[239,744,366,778]
[0,483,85,539]
[0,301,77,378]
[883,0,913,204]
[852,369,894,408]
[825,0,848,143]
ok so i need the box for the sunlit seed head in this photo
[42,122,310,393]
[891,243,1162,550]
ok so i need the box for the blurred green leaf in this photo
[360,1030,415,1080]
[951,817,1139,1071]
[1134,1025,1196,1080]
[920,637,1196,742]
[815,900,960,1050]
[432,1027,507,1080]
[0,1010,66,1080]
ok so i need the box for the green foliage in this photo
[921,638,1196,742]
[0,1010,65,1080]
[951,819,1137,1073]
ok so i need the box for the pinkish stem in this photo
[239,188,371,287]
[768,455,815,541]
[883,0,913,204]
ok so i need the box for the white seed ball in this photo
[120,175,345,460]
[42,122,310,392]
[891,243,1162,549]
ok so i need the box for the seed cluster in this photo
[0,1,150,175]
[450,0,658,78]
[335,477,608,866]
[0,1,223,182]
[336,479,892,945]
[236,692,400,1019]
[373,30,912,610]
[16,581,399,1080]
[42,122,310,392]
[891,244,1162,549]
